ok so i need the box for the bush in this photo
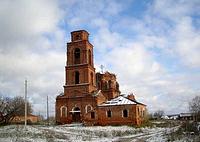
[181,121,199,134]
[137,120,153,128]
[167,121,200,141]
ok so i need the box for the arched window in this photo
[75,34,81,40]
[85,105,93,113]
[107,110,112,118]
[102,81,109,90]
[103,82,106,90]
[98,82,101,89]
[73,107,80,112]
[108,80,112,89]
[60,106,67,117]
[74,48,80,64]
[142,110,145,117]
[88,50,92,65]
[106,81,109,89]
[122,109,128,118]
[75,71,80,84]
[116,82,119,90]
[90,72,93,85]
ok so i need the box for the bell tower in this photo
[64,30,96,97]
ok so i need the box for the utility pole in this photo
[47,95,49,125]
[24,80,27,128]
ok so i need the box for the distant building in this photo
[56,30,147,126]
[167,114,179,120]
[179,113,194,121]
[161,115,169,119]
[166,113,195,121]
[11,114,40,124]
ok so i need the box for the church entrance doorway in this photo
[72,107,81,122]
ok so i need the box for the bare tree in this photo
[0,96,32,125]
[189,95,200,121]
[153,110,164,119]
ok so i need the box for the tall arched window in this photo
[60,106,67,117]
[85,105,93,113]
[122,109,128,118]
[88,50,92,65]
[90,72,93,85]
[116,82,119,90]
[106,81,109,89]
[108,80,112,89]
[75,34,81,40]
[75,71,80,84]
[74,48,80,64]
[98,82,101,89]
[103,81,109,90]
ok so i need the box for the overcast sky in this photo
[0,0,200,117]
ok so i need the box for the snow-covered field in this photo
[0,124,180,142]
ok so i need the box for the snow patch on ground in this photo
[0,125,179,142]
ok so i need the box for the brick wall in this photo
[97,105,136,126]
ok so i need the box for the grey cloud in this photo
[0,0,65,116]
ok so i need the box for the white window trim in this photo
[60,106,67,117]
[85,104,93,113]
[122,109,129,118]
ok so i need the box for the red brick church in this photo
[56,30,146,126]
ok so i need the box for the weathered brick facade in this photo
[56,30,146,126]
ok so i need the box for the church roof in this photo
[98,96,137,106]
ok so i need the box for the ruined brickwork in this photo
[56,30,146,126]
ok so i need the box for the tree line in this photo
[189,95,200,121]
[0,95,200,125]
[148,95,200,121]
[0,96,32,125]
